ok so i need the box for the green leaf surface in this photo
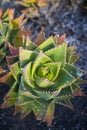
[35,76,54,88]
[55,68,75,90]
[2,81,19,108]
[0,72,15,86]
[64,64,85,77]
[66,46,76,63]
[36,36,55,52]
[0,36,5,46]
[22,62,36,88]
[19,48,38,67]
[25,36,37,50]
[44,62,61,81]
[32,52,52,78]
[44,100,55,126]
[56,87,73,109]
[45,43,67,64]
[9,62,21,81]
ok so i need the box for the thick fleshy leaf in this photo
[0,72,14,86]
[0,21,9,36]
[54,33,66,46]
[22,62,36,88]
[24,36,37,50]
[19,48,38,67]
[14,92,35,116]
[56,87,74,109]
[15,1,30,7]
[33,89,60,100]
[7,9,14,20]
[36,36,55,52]
[8,43,19,56]
[15,92,47,119]
[32,52,52,78]
[0,9,2,18]
[75,77,87,85]
[69,54,82,64]
[44,100,55,126]
[71,83,85,96]
[35,76,54,88]
[64,64,85,78]
[55,69,75,90]
[17,91,37,104]
[66,46,77,63]
[1,9,9,22]
[34,28,46,45]
[15,0,36,7]
[0,36,5,46]
[45,43,67,64]
[0,28,86,126]
[9,62,21,81]
[12,14,24,28]
[43,62,61,81]
[0,48,6,64]
[33,99,49,120]
[6,55,19,65]
[1,81,19,108]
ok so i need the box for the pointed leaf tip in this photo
[34,27,46,45]
[72,90,86,96]
[0,9,2,18]
[8,43,19,56]
[44,101,55,126]
[7,8,14,20]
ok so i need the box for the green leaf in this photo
[0,48,6,64]
[44,62,61,81]
[55,68,75,90]
[9,62,21,81]
[45,43,67,65]
[33,98,49,120]
[8,29,19,43]
[2,81,19,108]
[19,48,38,67]
[44,100,55,126]
[22,62,36,88]
[35,76,54,88]
[33,89,60,100]
[69,54,81,64]
[32,52,52,78]
[66,46,76,63]
[36,36,55,52]
[56,87,74,109]
[64,64,85,77]
[35,27,46,45]
[0,36,5,47]
[0,72,15,86]
[15,92,35,118]
[25,36,37,50]
[71,83,85,96]
[0,21,9,36]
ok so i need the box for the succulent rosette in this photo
[15,0,48,7]
[0,9,27,65]
[0,33,86,125]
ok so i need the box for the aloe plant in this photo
[0,33,86,125]
[15,0,50,19]
[16,0,48,7]
[0,8,25,65]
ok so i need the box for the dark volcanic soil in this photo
[0,0,87,130]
